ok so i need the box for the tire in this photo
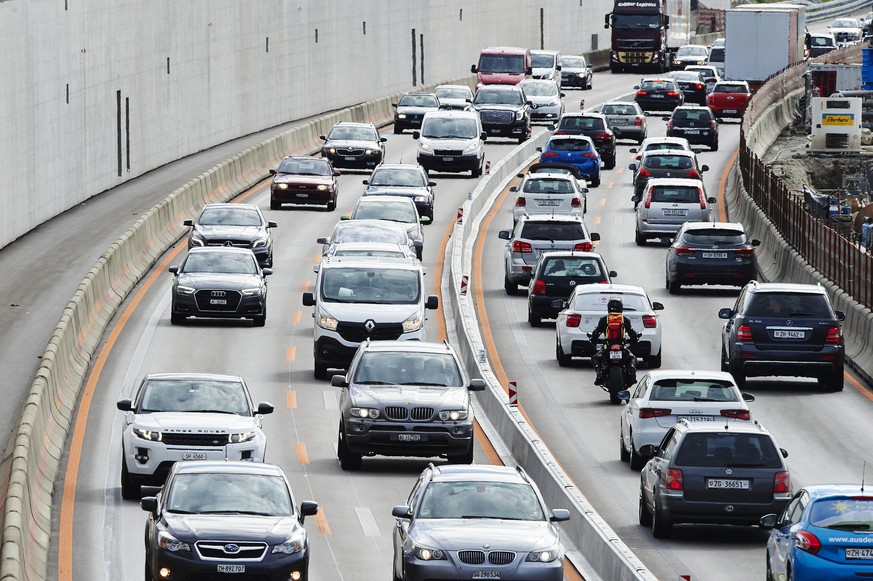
[765,552,774,581]
[518,135,527,144]
[608,367,623,404]
[121,459,140,500]
[610,64,622,74]
[668,278,681,295]
[629,436,646,470]
[337,423,362,470]
[270,199,281,211]
[729,358,747,390]
[711,140,719,152]
[591,176,601,187]
[822,365,845,391]
[145,559,154,581]
[504,276,518,296]
[646,350,662,369]
[170,312,186,325]
[528,307,541,327]
[314,359,329,380]
[393,125,403,135]
[720,346,730,372]
[326,198,337,212]
[638,490,653,526]
[252,313,266,327]
[635,230,646,246]
[620,433,630,462]
[448,442,474,464]
[605,155,616,170]
[556,340,572,367]
[585,79,593,91]
[651,495,673,538]
[638,136,646,145]
[473,163,483,178]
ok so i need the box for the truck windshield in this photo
[613,14,660,29]
[478,54,525,74]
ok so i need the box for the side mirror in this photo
[480,131,487,140]
[340,214,350,221]
[392,103,398,108]
[412,131,421,140]
[741,393,755,402]
[628,163,636,171]
[362,179,369,185]
[551,299,567,310]
[168,265,179,274]
[392,505,412,518]
[633,85,640,90]
[759,513,778,529]
[550,509,571,522]
[267,221,278,229]
[652,302,665,311]
[302,292,316,307]
[609,270,618,278]
[780,448,789,458]
[639,444,657,457]
[498,230,511,240]
[590,232,601,241]
[629,148,638,153]
[313,264,320,273]
[299,501,319,523]
[316,237,329,245]
[141,497,158,514]
[560,93,566,98]
[331,375,348,388]
[547,124,556,131]
[269,169,277,175]
[718,307,733,319]
[428,181,437,187]
[319,135,327,141]
[333,170,342,177]
[183,219,193,227]
[617,390,630,402]
[257,402,274,415]
[468,378,486,392]
[470,64,478,74]
[751,239,761,246]
[262,268,273,276]
[517,173,525,179]
[836,310,846,321]
[380,137,388,143]
[425,295,439,310]
[707,197,717,204]
[116,399,132,412]
[701,164,710,172]
[535,147,543,153]
[510,186,519,192]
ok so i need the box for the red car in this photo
[706,81,752,120]
[269,156,340,211]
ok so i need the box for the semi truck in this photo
[604,0,692,74]
[724,4,806,89]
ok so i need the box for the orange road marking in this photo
[606,182,613,189]
[718,149,739,222]
[286,346,297,362]
[598,198,606,206]
[286,390,297,408]
[434,215,456,343]
[593,216,602,225]
[300,279,311,292]
[313,252,323,264]
[315,510,332,535]
[295,442,309,464]
[292,309,303,325]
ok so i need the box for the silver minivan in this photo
[635,177,717,245]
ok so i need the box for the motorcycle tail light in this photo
[639,408,671,419]
[737,325,753,342]
[610,344,621,351]
[720,409,750,420]
[566,314,581,328]
[665,468,684,490]
[532,279,547,295]
[642,315,657,328]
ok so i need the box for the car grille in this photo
[336,322,404,342]
[334,147,365,156]
[383,407,435,421]
[162,433,229,447]
[458,550,517,565]
[205,240,253,248]
[194,290,242,312]
[433,149,464,156]
[195,541,267,560]
[479,110,514,125]
[277,183,322,192]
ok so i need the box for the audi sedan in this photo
[169,247,271,326]
[184,203,276,267]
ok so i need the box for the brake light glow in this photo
[516,196,526,207]
[566,313,581,327]
[735,247,756,257]
[639,408,671,419]
[581,151,598,158]
[666,91,679,97]
[571,197,582,207]
[512,240,532,253]
[825,327,841,344]
[642,315,657,328]
[665,468,683,490]
[720,409,751,420]
[554,130,568,135]
[696,83,704,90]
[687,169,701,180]
[574,242,593,252]
[774,471,790,494]
[638,167,651,179]
[634,116,644,126]
[794,531,822,555]
[532,279,547,295]
[596,131,611,140]
[637,90,648,96]
[541,151,559,158]
[673,246,694,256]
[698,188,707,209]
[737,325,753,342]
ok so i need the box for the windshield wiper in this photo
[397,382,449,387]
[356,380,393,385]
[195,409,237,415]
[828,523,871,530]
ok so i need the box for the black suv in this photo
[718,282,846,390]
[472,84,532,143]
[666,105,719,151]
[639,419,791,538]
[553,112,616,169]
[634,78,685,113]
[667,71,707,106]
[332,340,485,470]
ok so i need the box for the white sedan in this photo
[619,369,755,469]
[554,283,664,368]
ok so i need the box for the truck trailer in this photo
[604,0,692,74]
[724,4,806,89]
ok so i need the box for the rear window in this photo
[708,48,725,61]
[809,498,873,528]
[522,178,574,194]
[559,116,603,131]
[675,433,782,468]
[548,139,592,152]
[672,109,713,123]
[683,229,746,245]
[520,222,586,241]
[644,142,687,153]
[641,80,675,91]
[601,104,637,116]
[650,379,739,402]
[541,257,604,278]
[713,84,749,95]
[571,292,648,312]
[745,293,833,318]
[650,185,700,204]
[643,155,694,170]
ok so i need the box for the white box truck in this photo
[724,4,806,89]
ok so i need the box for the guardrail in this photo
[805,0,872,22]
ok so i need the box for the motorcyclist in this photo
[590,298,639,385]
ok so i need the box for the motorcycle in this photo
[590,335,637,404]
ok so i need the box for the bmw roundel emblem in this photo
[224,543,240,553]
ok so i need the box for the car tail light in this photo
[666,91,679,97]
[774,471,790,494]
[794,531,822,555]
[696,83,704,90]
[642,315,657,328]
[737,325,753,342]
[687,169,702,180]
[698,188,707,209]
[512,240,532,253]
[826,327,841,344]
[554,130,567,135]
[664,468,684,490]
[720,409,751,420]
[574,242,593,251]
[571,197,582,208]
[637,90,648,96]
[735,247,755,257]
[596,131,611,140]
[566,313,581,327]
[667,119,674,129]
[673,246,694,256]
[634,116,644,126]
[638,167,651,179]
[532,279,547,295]
[541,151,559,158]
[516,196,527,207]
[710,119,717,130]
[644,189,653,209]
[582,151,598,158]
[639,408,671,419]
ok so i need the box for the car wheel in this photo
[270,199,281,211]
[729,358,747,389]
[170,312,186,325]
[337,423,362,471]
[527,307,541,327]
[556,340,571,367]
[822,366,845,392]
[252,313,266,327]
[620,432,630,462]
[121,458,140,500]
[427,208,435,223]
[326,198,337,212]
[651,495,673,538]
[517,135,527,144]
[711,140,719,152]
[635,230,646,246]
[393,125,403,135]
[638,489,653,526]
[314,359,329,380]
[591,176,601,187]
[629,436,646,470]
[504,276,518,296]
[765,552,774,581]
[448,442,474,464]
[646,350,662,369]
[668,278,681,295]
[605,155,616,170]
[721,346,730,372]
[472,163,482,178]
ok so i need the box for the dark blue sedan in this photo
[762,484,873,581]
[538,135,601,187]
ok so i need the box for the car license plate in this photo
[723,109,737,114]
[651,94,664,98]
[398,434,422,442]
[702,252,728,259]
[707,478,750,489]
[677,415,715,422]
[684,129,700,135]
[847,548,873,559]
[472,572,500,579]
[295,193,309,198]
[609,350,623,360]
[182,452,207,460]
[489,128,501,134]
[442,157,454,162]
[217,565,245,573]
[774,330,806,339]
[612,118,628,125]
[344,156,356,161]
[209,299,227,305]
[537,199,561,206]
[662,209,687,216]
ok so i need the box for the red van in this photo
[471,47,532,86]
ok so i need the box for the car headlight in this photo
[438,409,468,421]
[241,287,264,296]
[317,311,338,331]
[272,535,304,555]
[158,530,191,553]
[365,149,375,155]
[526,544,563,563]
[228,430,257,444]
[176,285,196,295]
[402,314,423,332]
[414,195,429,203]
[275,183,289,190]
[326,147,336,155]
[133,428,162,442]
[464,141,479,153]
[577,73,586,78]
[252,236,268,248]
[316,184,328,191]
[515,109,525,121]
[189,231,205,246]
[419,142,432,151]
[397,114,407,119]
[350,407,380,419]
[413,543,446,561]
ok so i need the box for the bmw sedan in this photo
[169,247,271,326]
[184,203,276,267]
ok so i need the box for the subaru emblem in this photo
[224,544,240,554]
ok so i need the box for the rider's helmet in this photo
[607,299,623,313]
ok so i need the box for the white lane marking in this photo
[323,390,339,409]
[355,507,381,537]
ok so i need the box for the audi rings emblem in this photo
[211,290,227,297]
[223,543,240,554]
[364,320,376,332]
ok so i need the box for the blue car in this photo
[762,484,873,581]
[539,135,601,187]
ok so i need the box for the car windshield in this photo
[421,117,479,139]
[418,481,545,520]
[559,116,602,131]
[354,202,418,223]
[713,84,749,94]
[522,178,574,194]
[547,138,592,152]
[138,378,251,414]
[478,54,525,74]
[811,36,835,47]
[399,94,438,108]
[833,19,859,28]
[601,104,637,116]
[329,126,377,141]
[649,379,739,402]
[810,498,873,530]
[650,185,700,204]
[643,155,694,170]
[708,48,725,61]
[198,207,262,227]
[474,89,523,106]
[435,87,470,100]
[181,252,258,274]
[531,53,556,68]
[613,14,660,29]
[571,292,648,312]
[677,46,708,57]
[683,229,746,245]
[333,223,407,245]
[165,473,292,515]
[353,352,462,386]
[276,157,331,176]
[542,257,604,278]
[520,222,586,241]
[370,168,426,187]
[560,56,586,68]
[745,293,833,318]
[674,433,782,468]
[521,81,559,97]
[321,267,420,304]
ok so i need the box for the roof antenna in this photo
[862,461,867,494]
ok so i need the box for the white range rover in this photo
[116,372,274,499]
